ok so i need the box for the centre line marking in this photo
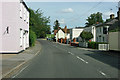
[68,52,74,55]
[76,56,88,64]
[99,71,106,76]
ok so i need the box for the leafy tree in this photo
[29,8,51,38]
[53,20,60,31]
[80,31,93,42]
[85,12,104,27]
[29,26,37,47]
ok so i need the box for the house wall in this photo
[1,1,29,53]
[70,28,84,41]
[0,2,2,52]
[55,33,58,42]
[96,26,109,43]
[58,29,65,39]
[84,26,96,42]
[67,33,70,39]
[2,2,19,53]
[108,32,120,51]
[18,1,29,51]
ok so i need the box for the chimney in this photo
[96,22,99,24]
[64,25,67,33]
[58,27,61,30]
[110,14,115,19]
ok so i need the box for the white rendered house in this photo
[83,25,96,42]
[70,27,84,42]
[0,0,29,53]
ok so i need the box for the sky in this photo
[25,1,119,31]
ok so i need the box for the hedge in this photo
[88,42,108,49]
[29,29,37,47]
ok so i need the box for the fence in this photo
[98,44,109,51]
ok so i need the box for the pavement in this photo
[1,40,41,79]
[12,39,120,79]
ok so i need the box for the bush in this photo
[88,42,108,49]
[29,29,37,47]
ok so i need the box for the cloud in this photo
[59,19,65,24]
[61,8,74,13]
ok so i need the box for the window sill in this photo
[20,17,22,19]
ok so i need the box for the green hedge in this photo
[88,42,108,49]
[29,29,37,47]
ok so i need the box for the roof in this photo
[75,27,85,29]
[95,18,118,27]
[20,0,29,12]
[105,18,118,25]
[54,26,71,35]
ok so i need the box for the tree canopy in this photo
[29,8,51,38]
[53,20,60,31]
[80,31,93,42]
[85,12,104,27]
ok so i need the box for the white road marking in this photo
[98,70,111,78]
[12,65,28,78]
[68,52,74,55]
[99,71,106,76]
[76,56,88,64]
[35,50,40,56]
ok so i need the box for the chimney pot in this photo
[110,14,114,19]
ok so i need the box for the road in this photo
[14,39,119,78]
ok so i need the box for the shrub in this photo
[88,42,108,49]
[29,29,37,47]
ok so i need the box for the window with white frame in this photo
[20,29,23,46]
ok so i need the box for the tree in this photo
[29,8,51,38]
[29,26,37,47]
[53,20,60,31]
[80,31,93,42]
[85,12,104,27]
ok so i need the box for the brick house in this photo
[54,26,70,43]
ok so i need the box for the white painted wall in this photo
[0,2,2,52]
[70,28,84,40]
[58,29,65,39]
[96,26,109,43]
[55,33,58,42]
[67,33,70,39]
[1,1,29,53]
[84,26,96,42]
[109,32,120,51]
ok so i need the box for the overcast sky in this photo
[25,1,119,31]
